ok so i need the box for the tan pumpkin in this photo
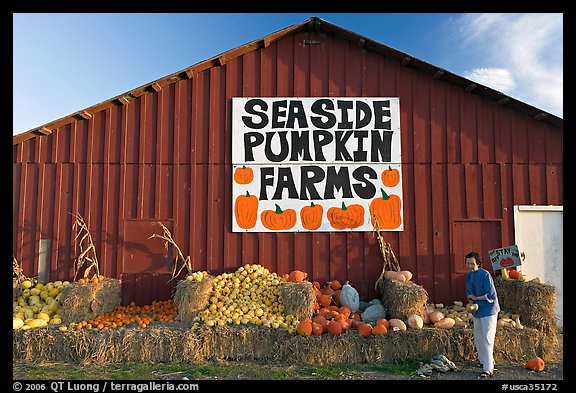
[384,270,406,282]
[407,314,424,330]
[429,310,445,324]
[434,317,455,329]
[399,270,413,281]
[388,318,407,332]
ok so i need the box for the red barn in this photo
[13,17,563,306]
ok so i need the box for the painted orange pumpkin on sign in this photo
[234,166,254,184]
[327,202,365,230]
[234,191,258,229]
[300,202,323,230]
[381,166,400,187]
[261,204,297,230]
[370,188,402,230]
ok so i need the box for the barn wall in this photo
[12,30,563,305]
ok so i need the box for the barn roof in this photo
[13,16,563,145]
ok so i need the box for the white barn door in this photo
[514,205,563,330]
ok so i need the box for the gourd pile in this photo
[193,264,295,331]
[13,279,67,330]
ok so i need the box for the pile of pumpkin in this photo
[65,299,178,331]
[501,268,542,284]
[291,270,409,337]
[193,264,296,331]
[13,279,68,330]
[13,275,179,331]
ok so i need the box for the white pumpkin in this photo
[339,281,360,313]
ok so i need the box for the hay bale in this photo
[174,276,214,325]
[494,326,559,363]
[13,323,559,365]
[377,278,429,321]
[59,278,121,324]
[279,281,317,321]
[494,276,557,336]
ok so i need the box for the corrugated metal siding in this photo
[13,30,563,305]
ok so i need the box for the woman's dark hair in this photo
[465,251,482,267]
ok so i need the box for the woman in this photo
[465,251,500,378]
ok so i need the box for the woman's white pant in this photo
[473,314,498,373]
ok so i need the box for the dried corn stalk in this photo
[13,255,28,284]
[71,212,100,281]
[371,212,401,292]
[148,221,191,281]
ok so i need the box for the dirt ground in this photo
[157,333,564,381]
[212,332,563,381]
[360,332,564,381]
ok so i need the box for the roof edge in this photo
[13,16,562,145]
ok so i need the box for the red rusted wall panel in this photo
[13,31,563,306]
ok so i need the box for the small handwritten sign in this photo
[489,245,522,270]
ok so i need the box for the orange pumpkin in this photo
[332,289,342,307]
[260,204,297,230]
[525,356,545,371]
[508,269,524,280]
[296,319,313,337]
[327,320,343,335]
[288,270,308,282]
[371,324,388,335]
[312,315,329,332]
[357,322,373,337]
[329,280,342,291]
[381,165,400,187]
[327,202,365,230]
[318,294,332,307]
[234,191,258,229]
[338,306,351,318]
[300,202,323,230]
[233,165,254,184]
[311,321,324,335]
[351,311,362,321]
[369,188,402,230]
[376,318,390,329]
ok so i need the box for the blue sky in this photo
[13,13,563,136]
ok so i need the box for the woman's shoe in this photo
[480,371,493,378]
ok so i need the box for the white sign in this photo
[489,245,523,270]
[232,97,404,232]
